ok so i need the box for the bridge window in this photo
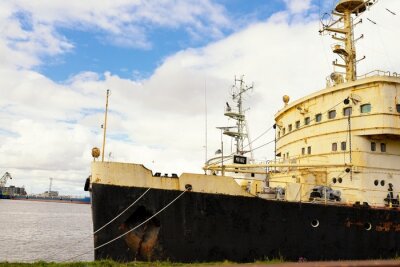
[397,104,400,113]
[278,131,280,138]
[371,142,376,151]
[360,104,371,113]
[296,120,300,129]
[381,143,386,152]
[315,113,322,122]
[302,147,305,155]
[343,107,352,116]
[341,141,347,151]
[282,128,286,135]
[332,143,337,151]
[328,110,336,119]
[288,124,292,132]
[304,117,310,125]
[307,146,311,154]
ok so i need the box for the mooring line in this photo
[62,189,188,262]
[44,187,151,262]
[93,187,151,235]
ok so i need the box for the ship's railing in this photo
[265,179,398,208]
[326,70,400,87]
[224,106,245,117]
[357,70,400,79]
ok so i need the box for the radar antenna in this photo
[319,0,378,82]
[224,75,254,158]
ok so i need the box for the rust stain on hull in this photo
[345,218,400,232]
[119,206,161,260]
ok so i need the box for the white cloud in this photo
[1,0,400,196]
[0,0,231,70]
[283,0,313,14]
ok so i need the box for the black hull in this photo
[91,183,400,262]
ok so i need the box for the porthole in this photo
[364,222,372,231]
[332,178,337,184]
[185,184,193,191]
[311,219,320,228]
[374,180,379,186]
[381,180,385,186]
[338,178,343,183]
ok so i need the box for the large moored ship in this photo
[87,0,400,262]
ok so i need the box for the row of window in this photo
[371,142,386,152]
[332,178,390,186]
[282,141,387,160]
[280,147,311,158]
[374,180,386,186]
[331,142,347,151]
[332,177,343,184]
[279,104,375,137]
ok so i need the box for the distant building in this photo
[1,186,27,196]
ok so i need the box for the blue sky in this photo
[36,0,304,82]
[1,0,399,195]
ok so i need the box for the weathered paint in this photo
[91,183,400,262]
[272,76,400,205]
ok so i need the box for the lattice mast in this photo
[320,0,376,82]
[223,76,253,157]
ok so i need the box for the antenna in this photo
[101,89,110,162]
[204,78,208,165]
[232,75,253,155]
[319,0,377,82]
[222,75,254,159]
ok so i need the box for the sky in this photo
[1,0,400,196]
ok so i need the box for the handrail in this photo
[357,70,400,79]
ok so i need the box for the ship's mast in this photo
[101,89,110,162]
[320,0,376,82]
[223,76,253,157]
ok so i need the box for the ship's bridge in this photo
[271,72,400,206]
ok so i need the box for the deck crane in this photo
[0,172,12,187]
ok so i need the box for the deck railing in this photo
[357,70,400,79]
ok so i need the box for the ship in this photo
[11,194,90,204]
[87,0,400,263]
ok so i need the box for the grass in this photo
[0,259,285,267]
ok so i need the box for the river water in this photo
[0,199,94,262]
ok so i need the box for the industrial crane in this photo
[0,172,12,187]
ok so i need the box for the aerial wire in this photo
[385,8,396,16]
[204,77,208,165]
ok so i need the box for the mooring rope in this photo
[62,189,188,262]
[93,187,151,235]
[44,187,151,262]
